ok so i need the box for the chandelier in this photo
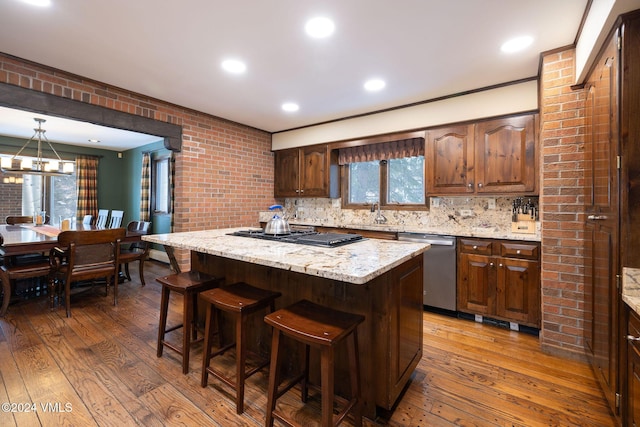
[0,117,74,176]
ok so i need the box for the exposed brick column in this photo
[539,48,588,360]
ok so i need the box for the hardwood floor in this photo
[0,261,615,426]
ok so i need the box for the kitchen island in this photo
[143,228,429,417]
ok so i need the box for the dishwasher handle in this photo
[397,234,455,246]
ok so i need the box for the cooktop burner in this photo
[229,229,364,247]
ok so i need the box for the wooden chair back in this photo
[108,210,124,229]
[6,215,34,225]
[96,209,109,228]
[125,221,151,250]
[55,228,126,271]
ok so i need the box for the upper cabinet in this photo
[426,114,538,196]
[274,144,339,198]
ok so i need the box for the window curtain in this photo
[139,152,151,221]
[170,152,175,232]
[75,155,99,219]
[338,137,424,165]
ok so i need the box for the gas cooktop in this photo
[228,229,364,248]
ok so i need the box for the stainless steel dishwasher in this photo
[397,233,457,311]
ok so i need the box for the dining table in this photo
[0,223,144,316]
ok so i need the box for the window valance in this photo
[337,137,424,165]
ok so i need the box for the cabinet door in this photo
[387,256,423,406]
[495,257,540,327]
[274,148,300,198]
[299,145,329,197]
[474,115,536,193]
[425,125,474,194]
[584,31,620,417]
[457,252,494,315]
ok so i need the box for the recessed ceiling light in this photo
[305,17,335,39]
[501,36,534,53]
[20,0,51,6]
[221,59,247,74]
[281,103,299,112]
[364,79,386,92]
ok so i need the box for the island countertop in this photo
[143,227,430,285]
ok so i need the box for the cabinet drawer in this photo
[499,242,539,260]
[458,239,492,255]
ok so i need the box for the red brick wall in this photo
[539,48,588,360]
[0,180,22,220]
[0,53,275,267]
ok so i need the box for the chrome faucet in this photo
[372,202,387,224]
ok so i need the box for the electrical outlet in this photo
[459,209,474,217]
[474,314,483,323]
[430,197,440,208]
[487,198,496,210]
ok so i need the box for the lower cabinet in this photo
[457,237,540,328]
[627,306,640,426]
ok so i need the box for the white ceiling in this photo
[0,0,591,148]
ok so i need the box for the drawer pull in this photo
[627,335,640,342]
[489,262,494,267]
[516,250,521,254]
[473,245,478,250]
[499,263,503,268]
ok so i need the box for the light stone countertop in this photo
[623,267,640,315]
[143,227,430,285]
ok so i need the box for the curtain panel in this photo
[75,155,99,219]
[139,152,151,221]
[337,137,424,165]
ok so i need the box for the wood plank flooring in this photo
[0,261,615,426]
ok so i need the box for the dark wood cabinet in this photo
[425,115,537,196]
[457,238,540,328]
[425,124,475,194]
[474,115,537,194]
[274,145,338,198]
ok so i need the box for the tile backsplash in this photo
[259,196,541,241]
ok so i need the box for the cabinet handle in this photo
[516,250,521,254]
[587,215,607,220]
[473,245,478,250]
[468,183,473,188]
[627,335,640,342]
[499,263,503,268]
[489,262,494,267]
[478,183,483,188]
[300,189,304,193]
[295,189,300,193]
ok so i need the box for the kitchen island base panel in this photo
[191,251,424,419]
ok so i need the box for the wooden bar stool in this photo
[200,282,281,414]
[264,299,365,427]
[156,270,222,374]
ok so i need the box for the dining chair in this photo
[0,235,51,317]
[118,221,151,286]
[49,228,126,318]
[108,210,124,229]
[82,215,93,226]
[96,209,109,228]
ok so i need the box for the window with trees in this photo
[340,134,425,209]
